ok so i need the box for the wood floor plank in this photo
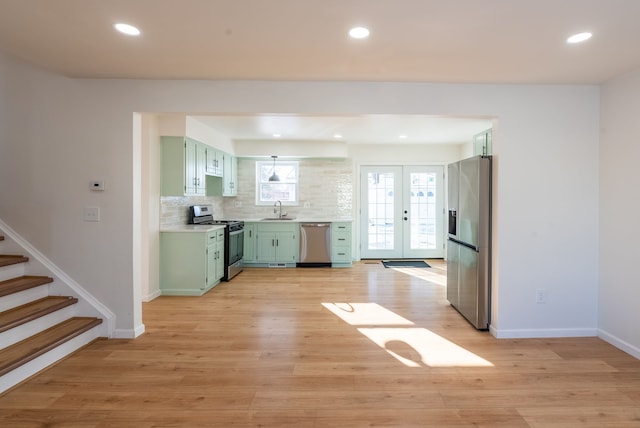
[1,260,640,426]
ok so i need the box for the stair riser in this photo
[0,286,49,313]
[0,305,77,350]
[0,325,101,395]
[0,264,26,282]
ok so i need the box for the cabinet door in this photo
[223,154,238,196]
[256,233,277,262]
[275,231,297,262]
[195,143,207,195]
[206,148,223,176]
[184,139,198,195]
[207,243,217,287]
[215,229,225,281]
[244,223,257,262]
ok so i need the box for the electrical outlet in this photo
[234,201,242,208]
[304,202,311,208]
[535,288,546,304]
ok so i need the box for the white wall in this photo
[599,69,640,358]
[0,52,601,342]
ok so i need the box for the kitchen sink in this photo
[261,217,296,221]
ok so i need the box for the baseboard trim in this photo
[113,323,145,339]
[490,327,598,339]
[598,329,640,360]
[143,289,162,302]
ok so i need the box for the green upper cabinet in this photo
[473,128,492,157]
[206,147,224,177]
[161,136,206,196]
[222,154,238,196]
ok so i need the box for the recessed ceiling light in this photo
[272,133,281,138]
[114,23,141,36]
[349,27,370,39]
[333,134,343,139]
[399,135,408,139]
[567,32,592,44]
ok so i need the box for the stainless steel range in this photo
[188,205,244,281]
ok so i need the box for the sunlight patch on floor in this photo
[359,327,494,368]
[323,300,493,368]
[389,267,446,286]
[321,302,414,326]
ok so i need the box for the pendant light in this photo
[268,155,280,182]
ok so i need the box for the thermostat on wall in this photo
[90,180,105,191]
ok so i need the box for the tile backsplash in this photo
[160,196,224,227]
[222,158,354,220]
[160,157,354,226]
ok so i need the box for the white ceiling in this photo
[1,0,637,144]
[192,114,493,145]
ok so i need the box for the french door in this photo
[360,165,444,259]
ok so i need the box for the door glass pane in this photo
[409,172,437,250]
[367,172,395,250]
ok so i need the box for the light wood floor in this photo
[2,260,640,427]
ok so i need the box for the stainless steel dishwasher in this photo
[298,223,332,267]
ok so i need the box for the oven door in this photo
[228,228,244,265]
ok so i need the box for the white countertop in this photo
[160,224,226,233]
[243,218,353,223]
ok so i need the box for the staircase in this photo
[0,235,104,395]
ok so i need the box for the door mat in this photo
[382,260,431,268]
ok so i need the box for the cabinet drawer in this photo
[332,246,351,262]
[332,231,349,246]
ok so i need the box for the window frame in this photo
[255,160,299,206]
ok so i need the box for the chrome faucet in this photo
[274,200,283,218]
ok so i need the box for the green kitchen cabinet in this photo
[161,136,206,196]
[206,147,224,177]
[160,228,225,295]
[222,153,238,196]
[331,222,352,267]
[473,128,492,156]
[254,222,298,266]
[243,222,257,262]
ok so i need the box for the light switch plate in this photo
[84,207,101,222]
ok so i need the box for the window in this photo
[256,160,299,205]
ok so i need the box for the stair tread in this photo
[0,255,29,267]
[0,275,54,298]
[0,317,102,377]
[0,296,78,333]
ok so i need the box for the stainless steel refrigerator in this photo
[447,155,491,329]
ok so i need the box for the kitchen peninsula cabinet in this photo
[161,136,206,196]
[160,227,225,295]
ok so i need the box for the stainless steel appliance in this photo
[298,223,332,267]
[188,205,244,281]
[447,156,491,329]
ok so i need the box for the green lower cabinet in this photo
[243,223,257,262]
[331,222,352,267]
[249,222,298,266]
[160,228,225,295]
